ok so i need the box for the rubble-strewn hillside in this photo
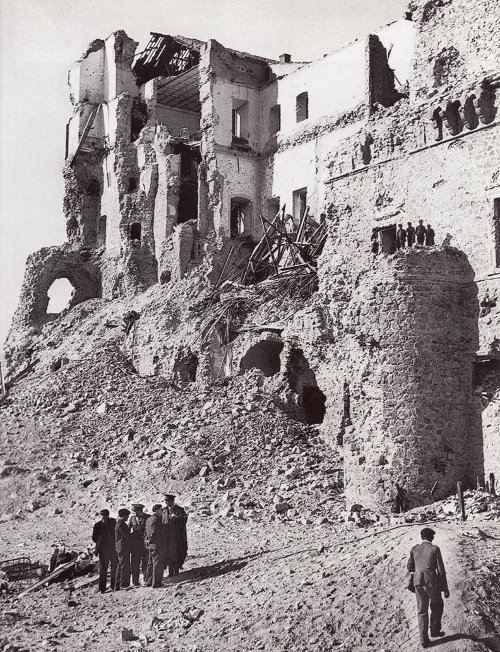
[1,324,500,652]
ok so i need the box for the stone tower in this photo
[341,248,480,511]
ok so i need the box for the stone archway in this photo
[11,245,102,329]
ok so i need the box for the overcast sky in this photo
[0,0,408,343]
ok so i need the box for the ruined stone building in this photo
[6,0,500,512]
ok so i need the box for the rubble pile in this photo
[0,343,343,526]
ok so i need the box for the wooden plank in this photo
[18,559,77,598]
[457,481,466,521]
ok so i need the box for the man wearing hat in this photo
[145,504,166,588]
[92,509,117,593]
[162,494,188,577]
[115,508,132,590]
[407,528,449,647]
[128,504,150,587]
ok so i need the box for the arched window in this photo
[296,92,309,122]
[230,197,252,237]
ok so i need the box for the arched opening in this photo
[47,278,75,314]
[230,197,252,238]
[129,222,142,242]
[240,340,284,377]
[287,347,326,424]
[296,91,309,122]
[302,385,327,425]
[97,215,107,247]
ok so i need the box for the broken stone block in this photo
[198,465,211,478]
[284,467,300,480]
[274,502,291,513]
[121,628,135,642]
[96,402,108,415]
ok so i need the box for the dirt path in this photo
[3,516,500,652]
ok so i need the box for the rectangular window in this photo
[270,104,281,134]
[293,187,307,221]
[495,198,500,267]
[232,100,249,143]
[296,92,309,123]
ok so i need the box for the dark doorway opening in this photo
[240,340,284,377]
[374,224,397,254]
[302,385,326,424]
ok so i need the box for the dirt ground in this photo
[2,511,500,652]
[1,348,500,652]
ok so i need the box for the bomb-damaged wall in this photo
[329,249,479,511]
[409,0,500,104]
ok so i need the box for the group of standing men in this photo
[396,220,435,249]
[91,494,188,593]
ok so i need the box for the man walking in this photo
[407,528,449,648]
[92,509,117,593]
[162,494,188,577]
[128,503,149,587]
[115,508,132,590]
[145,504,165,588]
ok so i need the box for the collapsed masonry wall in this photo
[340,248,479,511]
[9,246,101,331]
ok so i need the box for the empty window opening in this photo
[296,92,309,122]
[293,187,307,222]
[232,100,249,144]
[230,197,252,237]
[240,340,284,377]
[373,225,397,255]
[270,104,281,134]
[97,215,107,247]
[302,386,326,425]
[131,99,148,142]
[87,178,100,196]
[129,222,142,242]
[128,177,138,192]
[47,278,75,314]
[494,199,500,268]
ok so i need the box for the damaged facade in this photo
[6,0,500,512]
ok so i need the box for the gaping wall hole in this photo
[47,278,75,314]
[302,385,326,424]
[129,222,142,242]
[240,340,284,377]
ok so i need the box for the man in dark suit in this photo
[162,494,188,577]
[407,528,450,647]
[128,503,150,587]
[145,504,165,588]
[114,508,131,590]
[92,509,117,593]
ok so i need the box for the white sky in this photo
[0,0,408,343]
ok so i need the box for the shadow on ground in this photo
[429,633,500,651]
[166,551,266,586]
